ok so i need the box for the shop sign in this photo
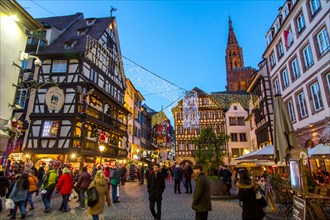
[45,87,65,111]
[85,156,95,163]
[293,195,305,220]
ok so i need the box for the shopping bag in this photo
[117,185,120,197]
[5,199,14,210]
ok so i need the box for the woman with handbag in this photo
[237,169,265,220]
[9,173,29,219]
[88,170,111,220]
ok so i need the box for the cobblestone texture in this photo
[0,180,278,220]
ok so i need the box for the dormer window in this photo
[77,27,89,36]
[86,18,97,26]
[64,40,77,49]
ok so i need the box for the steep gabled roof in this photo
[36,13,83,30]
[211,90,250,110]
[37,15,114,56]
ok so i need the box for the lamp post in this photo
[99,145,105,165]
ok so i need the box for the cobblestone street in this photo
[0,180,245,220]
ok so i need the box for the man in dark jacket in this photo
[76,167,91,209]
[36,163,46,197]
[222,166,232,195]
[184,162,193,193]
[147,163,165,220]
[192,164,211,220]
[173,165,182,194]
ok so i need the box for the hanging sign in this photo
[45,87,65,111]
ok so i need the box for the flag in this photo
[284,30,294,47]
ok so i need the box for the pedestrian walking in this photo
[237,169,265,220]
[26,170,38,211]
[223,165,233,195]
[0,170,10,212]
[76,166,91,209]
[36,163,46,198]
[184,162,193,193]
[192,164,212,220]
[56,167,73,212]
[139,165,145,185]
[147,163,165,220]
[9,173,29,219]
[173,164,182,194]
[88,170,111,220]
[119,165,127,185]
[41,166,58,213]
[110,163,120,203]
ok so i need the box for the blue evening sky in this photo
[17,0,284,114]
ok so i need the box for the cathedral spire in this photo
[227,16,239,48]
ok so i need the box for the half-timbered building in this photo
[23,13,129,168]
[172,88,226,165]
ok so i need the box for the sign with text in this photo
[293,195,306,220]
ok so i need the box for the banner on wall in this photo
[183,90,199,128]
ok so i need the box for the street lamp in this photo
[99,145,105,165]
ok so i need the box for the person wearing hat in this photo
[192,164,211,220]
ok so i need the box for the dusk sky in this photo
[17,0,285,115]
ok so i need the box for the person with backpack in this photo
[110,163,120,203]
[9,173,29,219]
[76,166,91,209]
[88,170,111,220]
[41,166,58,213]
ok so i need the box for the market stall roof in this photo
[236,145,274,160]
[229,159,286,167]
[308,144,330,157]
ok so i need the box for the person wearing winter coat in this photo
[110,164,120,203]
[173,165,183,194]
[0,170,10,212]
[26,170,38,211]
[237,169,265,220]
[192,164,212,220]
[88,170,111,220]
[76,166,91,209]
[9,173,29,219]
[147,164,165,220]
[41,166,58,213]
[184,162,193,193]
[56,167,73,212]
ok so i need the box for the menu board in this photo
[293,195,306,220]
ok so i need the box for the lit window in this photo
[297,92,308,118]
[42,121,60,137]
[310,82,323,111]
[316,28,330,55]
[287,100,296,123]
[291,58,301,80]
[52,60,67,73]
[302,45,314,68]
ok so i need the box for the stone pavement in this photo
[0,180,280,220]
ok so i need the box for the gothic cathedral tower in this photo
[225,17,255,91]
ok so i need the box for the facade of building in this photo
[0,0,42,157]
[124,78,144,160]
[226,17,256,91]
[172,87,226,165]
[246,59,274,149]
[263,0,330,148]
[22,13,129,169]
